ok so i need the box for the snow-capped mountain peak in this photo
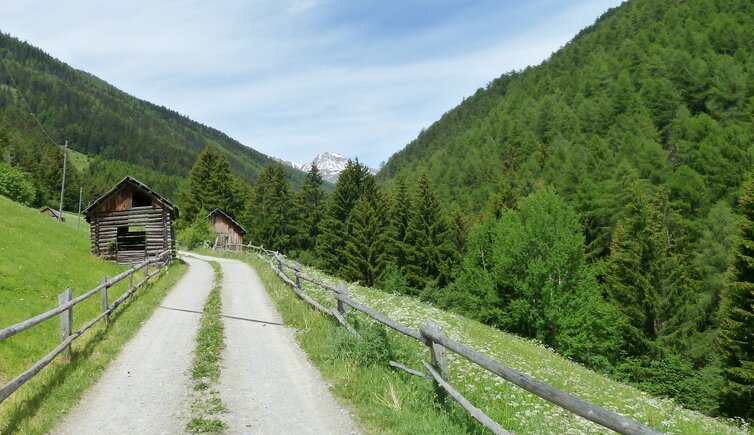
[275,152,376,184]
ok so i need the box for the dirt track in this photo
[54,253,358,434]
[53,256,213,434]
[186,253,359,434]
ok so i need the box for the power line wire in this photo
[0,53,62,147]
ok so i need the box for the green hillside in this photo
[379,0,753,217]
[0,31,303,207]
[365,0,754,419]
[0,195,187,433]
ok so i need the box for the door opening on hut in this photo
[117,226,146,252]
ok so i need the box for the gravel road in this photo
[53,253,359,434]
[53,256,214,434]
[187,253,360,434]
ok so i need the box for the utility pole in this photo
[58,140,68,222]
[77,186,83,229]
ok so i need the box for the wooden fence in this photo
[228,243,661,435]
[0,250,172,404]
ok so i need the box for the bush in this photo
[179,213,215,250]
[0,162,36,205]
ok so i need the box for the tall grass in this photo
[216,249,748,434]
[0,195,187,434]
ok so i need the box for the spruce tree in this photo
[292,164,325,252]
[316,160,374,275]
[719,175,754,420]
[247,164,292,251]
[605,179,692,354]
[386,177,411,268]
[343,197,387,286]
[404,173,452,293]
[186,146,243,222]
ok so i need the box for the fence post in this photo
[58,288,73,356]
[294,265,302,289]
[129,270,134,291]
[422,319,448,400]
[336,281,349,315]
[101,275,109,325]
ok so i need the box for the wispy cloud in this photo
[0,0,622,168]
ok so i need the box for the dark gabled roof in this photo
[207,208,247,235]
[83,175,179,221]
[41,207,64,220]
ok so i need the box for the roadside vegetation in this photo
[209,249,748,434]
[187,261,228,433]
[0,195,187,434]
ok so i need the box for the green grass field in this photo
[209,249,749,435]
[0,195,187,434]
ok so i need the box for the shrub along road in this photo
[53,253,358,434]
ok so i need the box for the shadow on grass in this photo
[1,281,148,433]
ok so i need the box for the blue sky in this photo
[0,0,623,168]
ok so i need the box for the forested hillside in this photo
[379,0,753,215]
[354,0,753,419]
[0,31,302,209]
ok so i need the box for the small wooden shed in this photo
[207,208,246,250]
[41,207,64,221]
[84,176,178,264]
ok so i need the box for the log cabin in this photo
[84,176,178,264]
[41,206,64,221]
[207,208,247,250]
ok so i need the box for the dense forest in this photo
[0,31,303,209]
[1,0,752,423]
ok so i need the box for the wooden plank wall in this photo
[90,206,175,264]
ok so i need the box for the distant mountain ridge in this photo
[278,152,376,183]
[0,31,304,201]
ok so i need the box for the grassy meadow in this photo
[207,249,749,435]
[0,195,187,434]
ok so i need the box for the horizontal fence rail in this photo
[0,250,171,404]
[224,243,661,435]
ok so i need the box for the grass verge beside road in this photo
[187,261,228,433]
[0,196,188,433]
[0,261,187,434]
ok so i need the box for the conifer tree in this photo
[404,173,452,292]
[316,160,374,275]
[292,164,325,252]
[247,164,291,251]
[386,177,411,268]
[343,197,387,286]
[719,175,754,420]
[605,180,692,354]
[186,146,243,222]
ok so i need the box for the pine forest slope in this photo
[0,31,303,202]
[378,0,754,218]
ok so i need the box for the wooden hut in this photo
[207,209,247,250]
[41,207,64,221]
[84,176,178,264]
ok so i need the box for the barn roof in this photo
[207,208,247,235]
[83,175,179,221]
[41,207,64,220]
